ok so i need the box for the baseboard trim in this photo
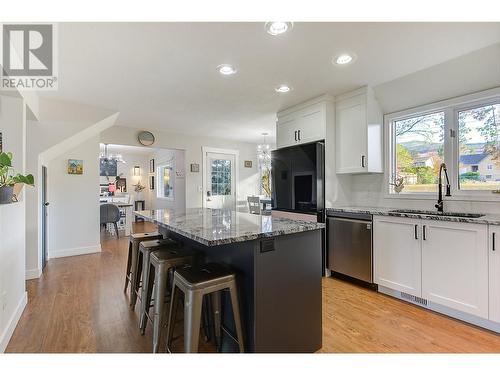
[49,244,102,259]
[0,291,27,353]
[25,267,42,280]
[378,285,500,333]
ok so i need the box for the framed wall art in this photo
[68,159,83,175]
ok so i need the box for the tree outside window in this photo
[394,112,445,193]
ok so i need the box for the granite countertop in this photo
[326,206,500,225]
[135,208,325,246]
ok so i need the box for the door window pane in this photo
[393,112,445,193]
[458,103,500,190]
[211,159,231,196]
[157,164,174,199]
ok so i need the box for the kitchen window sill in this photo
[385,192,500,203]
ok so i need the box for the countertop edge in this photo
[326,207,500,225]
[134,210,325,246]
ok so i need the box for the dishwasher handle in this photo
[329,217,372,230]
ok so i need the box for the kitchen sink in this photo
[388,209,485,219]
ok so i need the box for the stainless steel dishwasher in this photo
[327,211,373,284]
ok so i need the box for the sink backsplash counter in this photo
[347,173,500,216]
[327,206,500,225]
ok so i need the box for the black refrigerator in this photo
[271,142,326,272]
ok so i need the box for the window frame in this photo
[385,87,500,202]
[156,161,175,201]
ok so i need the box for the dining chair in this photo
[247,196,261,215]
[100,203,121,237]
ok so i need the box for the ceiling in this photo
[41,22,500,143]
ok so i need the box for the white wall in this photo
[100,126,261,209]
[0,95,27,352]
[47,136,101,258]
[348,43,500,214]
[149,148,186,212]
[374,43,500,114]
[24,100,117,279]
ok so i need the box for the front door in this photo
[204,150,236,209]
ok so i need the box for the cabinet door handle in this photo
[361,155,366,168]
[493,232,496,251]
[423,225,427,240]
[294,130,297,141]
[298,130,301,141]
[414,224,418,240]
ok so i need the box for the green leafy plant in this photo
[459,171,481,182]
[0,152,35,187]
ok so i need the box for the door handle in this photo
[493,232,496,251]
[298,130,301,141]
[414,224,418,240]
[423,225,427,240]
[361,155,366,168]
[294,130,297,141]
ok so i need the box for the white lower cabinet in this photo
[374,215,492,321]
[421,220,488,319]
[373,216,422,296]
[489,225,500,323]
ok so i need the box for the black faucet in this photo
[435,163,451,213]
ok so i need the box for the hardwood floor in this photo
[321,278,500,353]
[6,222,500,353]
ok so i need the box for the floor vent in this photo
[401,292,428,306]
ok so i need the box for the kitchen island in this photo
[134,208,325,353]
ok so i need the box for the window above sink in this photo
[386,87,500,202]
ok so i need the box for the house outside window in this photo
[387,89,500,197]
[458,103,500,190]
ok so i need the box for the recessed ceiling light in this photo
[217,64,237,75]
[275,84,292,93]
[333,53,355,65]
[265,22,293,36]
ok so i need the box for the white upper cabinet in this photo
[489,225,500,323]
[335,86,383,174]
[373,216,422,296]
[421,220,488,319]
[276,96,332,149]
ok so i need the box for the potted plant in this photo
[0,152,35,204]
[390,174,405,194]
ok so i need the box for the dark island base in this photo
[160,227,323,353]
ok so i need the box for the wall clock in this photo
[138,131,155,146]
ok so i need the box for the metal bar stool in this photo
[124,231,163,309]
[166,263,245,353]
[147,247,197,353]
[138,238,183,334]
